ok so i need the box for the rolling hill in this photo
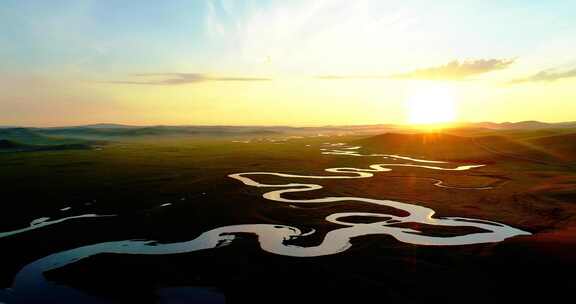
[0,139,24,149]
[354,132,561,164]
[527,133,576,161]
[0,129,98,152]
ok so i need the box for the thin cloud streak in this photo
[104,73,271,85]
[315,75,389,80]
[391,59,515,80]
[510,67,576,84]
[315,59,515,81]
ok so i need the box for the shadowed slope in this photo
[0,139,23,149]
[527,133,576,161]
[355,132,559,164]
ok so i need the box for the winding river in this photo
[0,143,530,303]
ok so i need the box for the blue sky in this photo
[1,0,576,125]
[1,0,210,73]
[2,0,574,75]
[0,0,576,72]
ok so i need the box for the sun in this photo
[405,85,457,125]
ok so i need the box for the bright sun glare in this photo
[406,85,457,125]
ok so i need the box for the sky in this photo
[1,0,575,126]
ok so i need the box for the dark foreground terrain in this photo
[1,123,576,303]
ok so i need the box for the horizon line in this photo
[2,120,574,129]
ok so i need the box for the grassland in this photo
[1,125,576,302]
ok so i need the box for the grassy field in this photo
[1,130,576,302]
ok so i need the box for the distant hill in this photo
[0,139,24,149]
[499,121,553,129]
[35,126,285,139]
[440,126,495,136]
[0,128,100,152]
[474,135,559,164]
[556,121,576,127]
[69,123,138,129]
[0,138,92,153]
[0,128,49,144]
[2,121,575,144]
[527,133,576,161]
[466,121,553,130]
[354,133,490,162]
[354,132,560,164]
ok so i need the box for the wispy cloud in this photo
[202,0,424,75]
[510,67,576,84]
[105,73,271,85]
[314,59,515,81]
[391,59,515,80]
[315,75,389,80]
